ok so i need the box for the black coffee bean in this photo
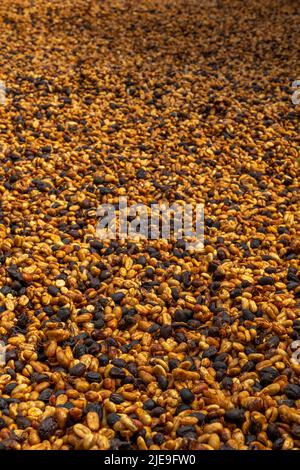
[69,363,86,377]
[266,336,280,349]
[109,367,126,379]
[73,344,86,358]
[259,367,279,386]
[174,308,193,322]
[176,425,196,438]
[0,398,7,410]
[291,424,300,438]
[241,361,255,372]
[250,238,261,248]
[110,393,124,404]
[266,423,281,441]
[150,407,165,417]
[107,413,121,426]
[57,308,71,321]
[98,354,109,366]
[248,419,262,435]
[112,358,126,368]
[230,287,242,298]
[160,325,172,339]
[258,276,275,286]
[111,292,125,304]
[4,383,17,394]
[126,363,137,376]
[5,349,18,362]
[143,399,156,411]
[0,418,7,430]
[224,408,245,425]
[168,359,179,370]
[136,168,147,179]
[158,376,168,391]
[48,285,60,296]
[203,345,218,359]
[136,256,147,266]
[152,433,164,445]
[175,404,191,415]
[85,403,103,418]
[212,270,225,281]
[85,371,102,382]
[100,270,111,281]
[273,438,284,450]
[180,388,195,404]
[15,415,31,429]
[284,383,300,399]
[39,389,52,402]
[182,271,191,287]
[190,412,206,424]
[31,373,49,383]
[38,417,57,440]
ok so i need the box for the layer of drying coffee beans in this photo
[0,0,299,450]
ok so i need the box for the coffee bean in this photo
[258,276,275,286]
[180,388,195,404]
[224,408,245,425]
[38,417,57,440]
[284,384,300,399]
[69,363,86,377]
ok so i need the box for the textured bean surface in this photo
[0,0,299,451]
